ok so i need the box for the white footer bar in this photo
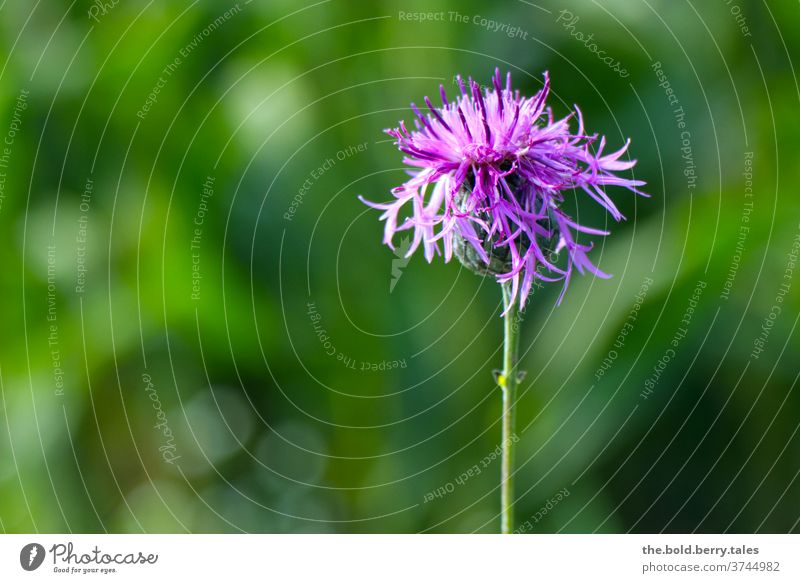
[0,534,796,582]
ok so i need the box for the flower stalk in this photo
[499,281,521,534]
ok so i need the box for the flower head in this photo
[361,69,647,310]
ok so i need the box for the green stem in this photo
[499,281,521,534]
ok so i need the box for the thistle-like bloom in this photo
[361,69,646,310]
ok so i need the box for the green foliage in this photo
[0,0,797,533]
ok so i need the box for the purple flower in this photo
[361,69,647,311]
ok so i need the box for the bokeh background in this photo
[0,0,798,533]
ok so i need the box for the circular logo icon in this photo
[20,543,46,571]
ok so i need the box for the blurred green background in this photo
[0,0,798,533]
